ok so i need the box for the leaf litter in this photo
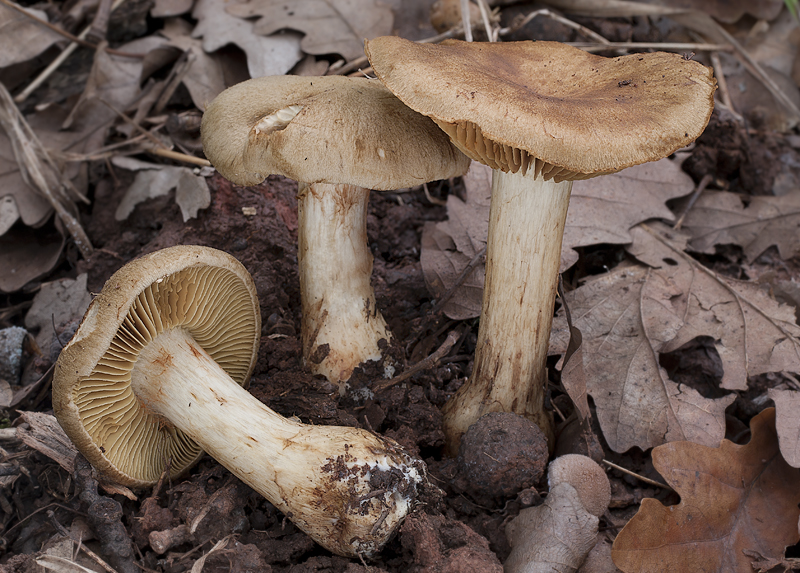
[3,0,800,571]
[612,408,800,573]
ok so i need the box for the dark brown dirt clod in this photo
[400,512,502,573]
[455,412,548,506]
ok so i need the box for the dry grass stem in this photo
[460,0,473,42]
[14,0,128,103]
[500,8,610,44]
[602,459,673,491]
[571,41,732,52]
[47,510,120,573]
[673,173,714,230]
[147,147,211,167]
[373,328,462,392]
[0,83,93,257]
[0,0,143,58]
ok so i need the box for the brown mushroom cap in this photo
[201,75,470,188]
[365,37,716,181]
[547,454,611,517]
[53,246,260,487]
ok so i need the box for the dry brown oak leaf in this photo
[225,0,393,62]
[768,388,800,468]
[421,157,695,320]
[676,189,800,263]
[611,408,800,573]
[550,222,800,452]
[627,222,800,392]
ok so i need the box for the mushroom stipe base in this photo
[442,170,571,453]
[130,326,425,557]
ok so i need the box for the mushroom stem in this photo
[131,327,422,557]
[298,182,391,387]
[442,169,572,454]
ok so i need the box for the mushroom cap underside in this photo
[365,37,717,181]
[53,245,261,487]
[201,75,470,187]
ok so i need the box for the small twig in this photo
[711,22,800,121]
[602,459,672,491]
[147,147,211,168]
[333,55,368,76]
[430,246,486,317]
[474,0,494,41]
[0,428,18,441]
[51,314,66,350]
[332,28,464,76]
[14,0,129,103]
[98,98,166,150]
[499,8,610,45]
[709,51,743,122]
[0,83,93,257]
[86,0,113,44]
[373,328,462,392]
[672,173,713,230]
[422,182,446,206]
[567,41,732,53]
[0,0,143,58]
[97,99,210,167]
[460,0,473,42]
[48,510,121,573]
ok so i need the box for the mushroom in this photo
[201,75,469,387]
[53,245,427,557]
[504,455,610,573]
[365,37,716,452]
[547,454,611,519]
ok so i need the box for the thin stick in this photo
[500,8,610,45]
[460,0,473,42]
[14,0,128,103]
[333,28,464,76]
[0,83,93,256]
[147,147,211,167]
[422,182,446,206]
[602,459,672,490]
[712,22,800,121]
[98,99,209,166]
[373,328,462,392]
[673,173,713,230]
[568,41,732,53]
[430,246,486,317]
[98,98,166,149]
[47,510,120,573]
[474,0,494,41]
[709,51,742,122]
[0,0,143,58]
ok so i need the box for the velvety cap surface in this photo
[365,37,716,181]
[53,246,260,487]
[548,454,611,517]
[201,75,470,188]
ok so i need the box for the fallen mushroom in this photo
[365,37,716,452]
[52,245,427,558]
[504,455,611,573]
[201,75,469,388]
